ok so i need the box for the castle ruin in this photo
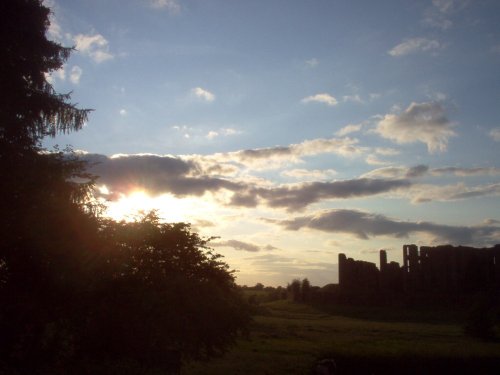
[338,244,500,296]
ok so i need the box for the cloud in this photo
[342,94,363,103]
[149,0,181,13]
[74,33,113,63]
[432,0,469,14]
[301,93,338,106]
[206,131,218,140]
[305,58,319,67]
[388,38,441,57]
[69,66,82,84]
[233,178,412,211]
[205,137,364,170]
[275,209,500,245]
[336,124,362,136]
[46,65,66,84]
[361,165,429,179]
[422,0,469,30]
[119,109,127,116]
[431,167,500,176]
[192,87,215,102]
[281,169,337,180]
[47,14,63,40]
[81,153,413,211]
[82,153,241,198]
[206,128,241,140]
[489,128,500,142]
[408,183,500,204]
[375,102,456,153]
[211,239,274,253]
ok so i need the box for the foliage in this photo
[288,279,302,302]
[0,1,250,373]
[1,0,91,150]
[87,213,251,369]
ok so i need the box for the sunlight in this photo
[105,190,217,223]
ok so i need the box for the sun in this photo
[103,189,216,223]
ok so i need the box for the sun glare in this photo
[105,190,216,223]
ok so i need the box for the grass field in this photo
[182,299,500,374]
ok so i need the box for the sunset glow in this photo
[45,0,500,286]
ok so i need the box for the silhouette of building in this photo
[338,244,500,296]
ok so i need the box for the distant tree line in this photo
[0,1,250,373]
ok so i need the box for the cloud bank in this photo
[275,209,500,245]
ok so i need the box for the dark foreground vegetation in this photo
[0,1,250,373]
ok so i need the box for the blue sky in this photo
[44,0,500,286]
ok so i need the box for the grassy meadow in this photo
[182,299,500,374]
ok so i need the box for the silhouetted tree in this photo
[87,213,251,371]
[254,282,264,290]
[301,278,311,302]
[289,279,302,302]
[0,2,250,373]
[0,1,96,371]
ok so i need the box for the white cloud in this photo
[301,93,338,106]
[305,58,319,67]
[119,109,128,116]
[206,131,219,140]
[74,33,114,63]
[375,102,456,153]
[388,38,441,57]
[489,128,500,142]
[149,0,181,13]
[47,16,63,41]
[221,128,241,136]
[206,128,241,139]
[336,123,362,136]
[51,65,66,83]
[69,66,82,84]
[192,87,215,102]
[342,94,363,103]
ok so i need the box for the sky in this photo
[43,0,500,286]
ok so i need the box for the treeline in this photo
[240,279,332,305]
[0,1,250,374]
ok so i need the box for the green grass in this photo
[182,300,500,374]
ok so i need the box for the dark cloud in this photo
[244,178,412,211]
[276,209,500,245]
[83,153,242,197]
[211,240,277,252]
[84,154,413,211]
[405,165,429,178]
[410,183,500,203]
